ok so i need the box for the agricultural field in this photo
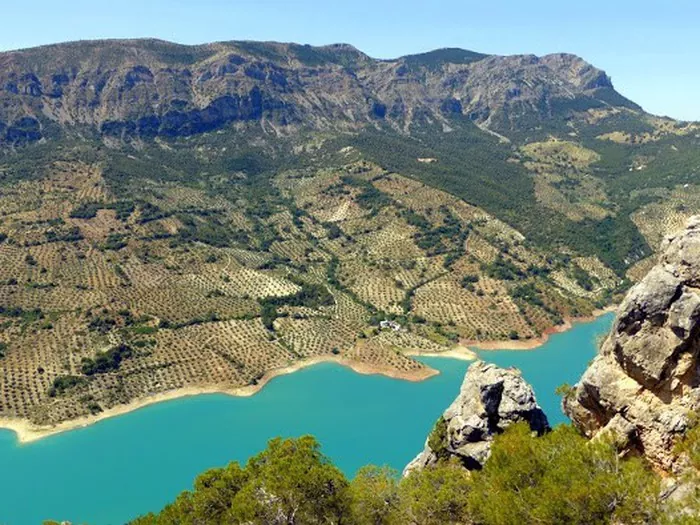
[0,155,623,427]
[631,184,700,250]
[597,115,700,144]
[519,139,611,222]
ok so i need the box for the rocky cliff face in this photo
[565,216,700,470]
[0,39,636,144]
[405,361,549,474]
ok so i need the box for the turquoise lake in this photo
[0,313,613,525]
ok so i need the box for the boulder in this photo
[404,361,549,475]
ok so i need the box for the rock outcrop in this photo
[0,39,636,144]
[565,216,700,470]
[404,361,549,474]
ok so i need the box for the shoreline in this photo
[0,355,438,445]
[462,306,615,351]
[0,308,615,444]
[407,344,478,361]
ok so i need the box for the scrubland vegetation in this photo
[129,422,676,525]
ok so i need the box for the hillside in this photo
[0,39,698,429]
[130,225,700,524]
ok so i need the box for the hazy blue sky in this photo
[2,0,698,120]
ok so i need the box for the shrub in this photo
[132,436,350,525]
[468,423,661,524]
[427,416,450,460]
[81,344,133,375]
[400,459,472,525]
[48,375,87,397]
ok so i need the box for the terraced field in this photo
[631,184,700,249]
[0,157,619,427]
[519,139,610,222]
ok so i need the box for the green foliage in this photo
[411,207,467,261]
[134,422,670,525]
[47,375,87,397]
[87,314,117,334]
[342,175,395,213]
[482,256,524,281]
[69,201,100,219]
[326,256,378,314]
[347,125,650,273]
[133,436,350,525]
[675,418,700,471]
[70,200,135,221]
[460,274,479,286]
[510,282,544,307]
[324,222,343,240]
[427,416,450,460]
[45,226,83,243]
[350,466,402,525]
[667,421,700,523]
[175,212,250,248]
[259,302,277,331]
[400,460,472,525]
[258,283,335,331]
[264,283,334,310]
[0,305,44,323]
[0,342,7,359]
[401,209,430,230]
[101,233,128,251]
[401,48,488,72]
[80,344,133,376]
[570,264,595,291]
[468,423,661,525]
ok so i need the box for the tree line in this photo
[128,421,674,525]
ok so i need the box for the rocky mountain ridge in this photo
[0,38,634,144]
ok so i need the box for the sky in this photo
[1,0,698,120]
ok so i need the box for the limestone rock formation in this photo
[404,360,549,474]
[565,216,700,470]
[0,39,637,145]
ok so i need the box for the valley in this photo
[0,38,697,438]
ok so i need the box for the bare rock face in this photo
[0,39,636,145]
[404,361,549,474]
[565,216,700,471]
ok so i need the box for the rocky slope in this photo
[405,361,549,473]
[0,39,635,144]
[565,216,700,470]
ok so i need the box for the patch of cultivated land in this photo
[0,159,620,435]
[519,138,611,222]
[631,184,700,250]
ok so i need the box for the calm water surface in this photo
[0,313,613,525]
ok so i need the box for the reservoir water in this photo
[0,313,613,525]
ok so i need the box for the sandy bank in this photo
[407,345,477,361]
[0,355,437,445]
